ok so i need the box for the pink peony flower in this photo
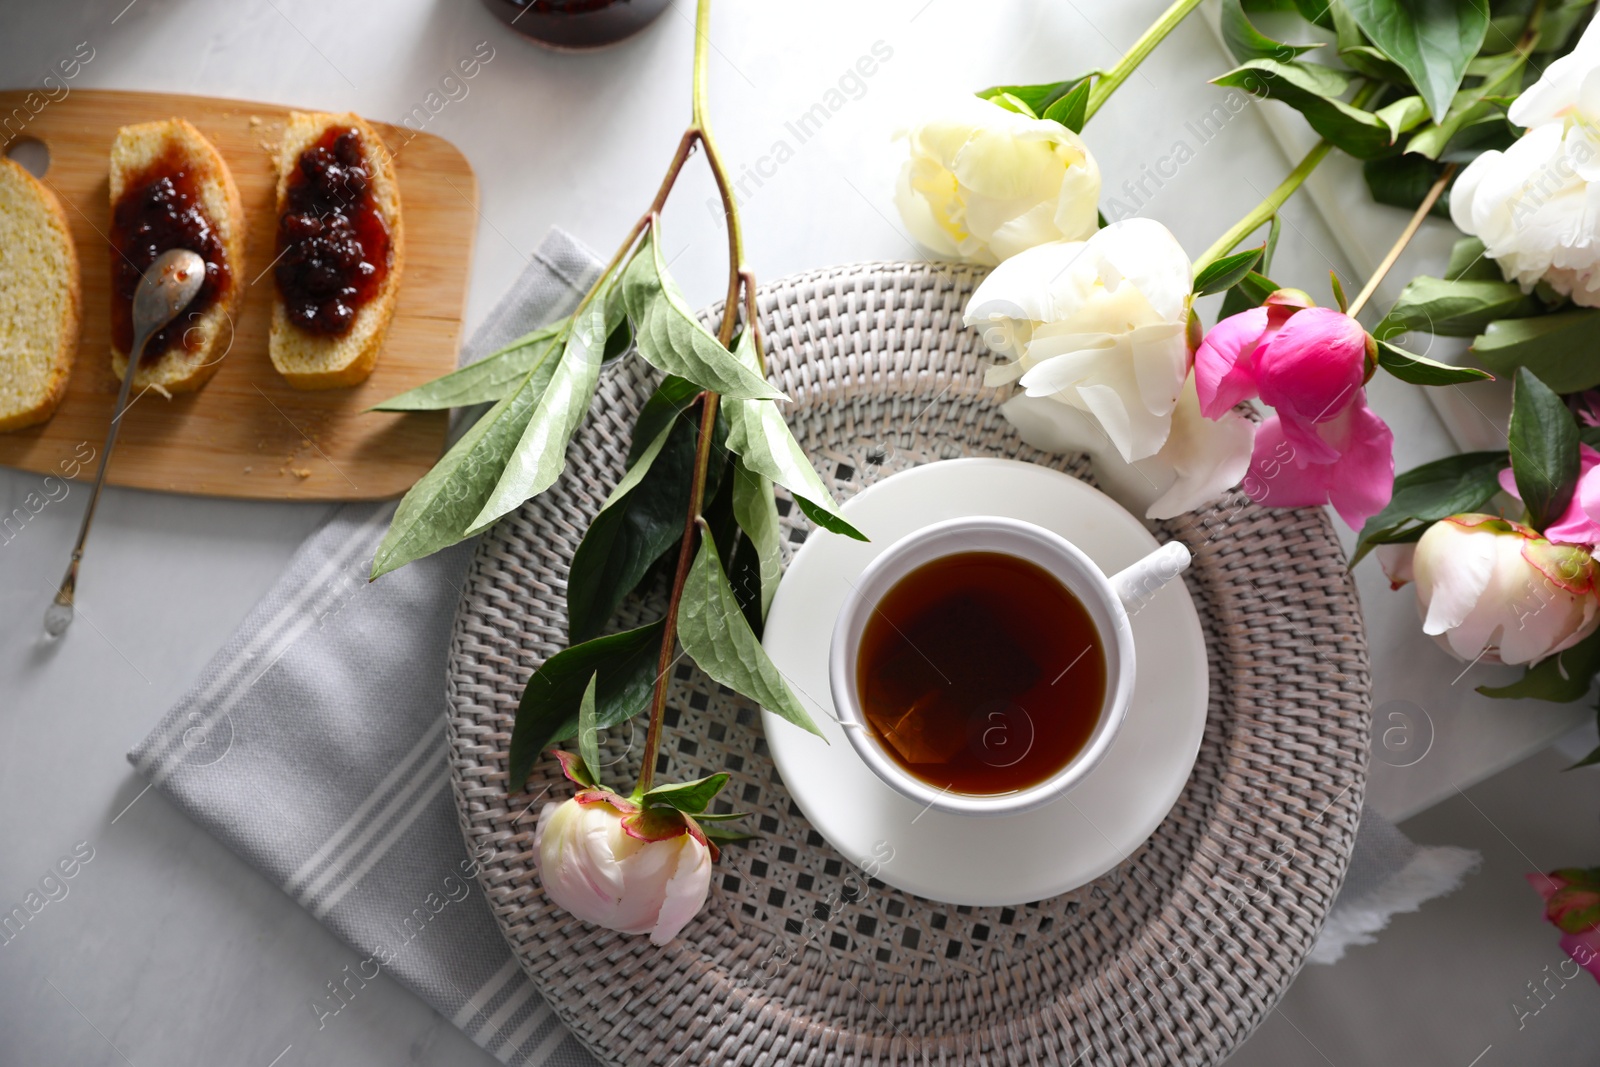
[1195,295,1393,528]
[1528,869,1600,985]
[1497,444,1600,547]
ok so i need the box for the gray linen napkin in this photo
[128,228,603,1067]
[127,227,1473,1067]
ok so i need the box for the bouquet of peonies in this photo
[892,0,1600,978]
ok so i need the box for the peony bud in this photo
[1528,868,1600,985]
[1195,297,1393,528]
[534,791,712,946]
[1411,514,1600,666]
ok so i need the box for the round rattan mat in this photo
[445,262,1372,1066]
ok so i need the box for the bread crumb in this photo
[291,467,311,479]
[243,465,253,474]
[248,115,263,127]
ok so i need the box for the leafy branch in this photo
[371,0,863,806]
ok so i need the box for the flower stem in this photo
[1193,139,1332,275]
[1192,81,1381,275]
[635,0,747,796]
[1083,0,1206,123]
[1346,163,1457,319]
[637,385,722,797]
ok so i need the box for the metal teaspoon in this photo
[44,248,207,637]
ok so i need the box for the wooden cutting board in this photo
[0,89,476,500]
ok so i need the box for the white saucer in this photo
[760,458,1208,906]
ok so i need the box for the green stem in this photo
[1193,140,1332,275]
[635,0,747,797]
[1083,0,1206,123]
[1192,81,1381,275]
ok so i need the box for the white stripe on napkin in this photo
[286,719,446,894]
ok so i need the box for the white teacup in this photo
[828,515,1190,817]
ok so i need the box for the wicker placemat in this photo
[444,262,1371,1066]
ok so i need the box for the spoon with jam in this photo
[44,249,206,638]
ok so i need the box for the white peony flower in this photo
[965,218,1193,463]
[895,95,1101,265]
[1450,123,1600,306]
[1410,514,1600,666]
[1451,17,1600,306]
[1508,15,1600,180]
[534,795,712,946]
[1000,373,1254,521]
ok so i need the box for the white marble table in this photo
[0,1,1585,1063]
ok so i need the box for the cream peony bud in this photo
[534,795,712,946]
[895,96,1101,265]
[1411,515,1600,666]
[965,218,1194,463]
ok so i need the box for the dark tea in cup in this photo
[854,550,1108,796]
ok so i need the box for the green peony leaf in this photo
[1479,629,1600,703]
[1374,275,1543,338]
[1040,78,1093,133]
[1532,1,1593,54]
[1374,95,1431,142]
[1374,339,1493,385]
[1509,367,1580,534]
[984,92,1037,117]
[1343,0,1491,123]
[1445,236,1494,281]
[1262,214,1282,275]
[642,773,730,815]
[1405,49,1526,161]
[1220,0,1320,63]
[566,397,704,644]
[577,673,602,789]
[468,266,627,534]
[1287,0,1336,29]
[1473,311,1600,394]
[621,227,785,402]
[699,824,755,846]
[731,460,782,620]
[508,621,665,792]
[723,330,866,541]
[373,373,550,579]
[627,374,703,466]
[1352,449,1507,564]
[1362,154,1451,213]
[1194,247,1264,297]
[975,79,1089,116]
[678,526,822,738]
[1214,59,1397,159]
[1218,269,1283,319]
[370,320,569,411]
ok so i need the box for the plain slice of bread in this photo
[0,158,80,433]
[109,117,243,394]
[269,112,404,390]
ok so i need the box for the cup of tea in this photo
[828,516,1190,817]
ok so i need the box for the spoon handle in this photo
[45,330,150,629]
